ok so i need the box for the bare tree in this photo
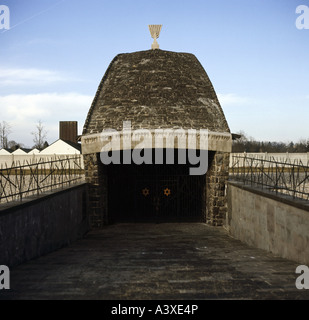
[232,130,309,153]
[0,121,12,149]
[31,120,48,150]
[7,140,25,151]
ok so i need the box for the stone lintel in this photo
[81,130,232,155]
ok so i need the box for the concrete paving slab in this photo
[1,223,308,300]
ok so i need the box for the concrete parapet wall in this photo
[227,181,309,265]
[0,183,89,268]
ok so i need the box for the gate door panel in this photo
[107,151,206,223]
[136,178,178,222]
[109,174,205,223]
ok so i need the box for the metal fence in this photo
[229,155,309,201]
[0,155,85,203]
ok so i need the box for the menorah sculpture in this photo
[148,25,162,50]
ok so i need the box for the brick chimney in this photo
[59,121,78,144]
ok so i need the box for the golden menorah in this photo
[148,25,162,50]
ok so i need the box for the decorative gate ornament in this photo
[142,188,150,197]
[164,188,171,197]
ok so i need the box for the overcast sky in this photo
[0,0,308,147]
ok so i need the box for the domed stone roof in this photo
[83,49,230,135]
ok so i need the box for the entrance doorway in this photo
[107,150,207,223]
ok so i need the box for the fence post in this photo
[292,164,295,199]
[261,158,264,189]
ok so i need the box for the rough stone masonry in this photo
[81,49,232,228]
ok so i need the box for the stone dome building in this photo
[82,49,232,228]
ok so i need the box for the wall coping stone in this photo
[228,180,309,212]
[0,182,88,215]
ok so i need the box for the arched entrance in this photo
[106,149,209,223]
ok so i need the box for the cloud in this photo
[0,93,93,147]
[0,68,79,86]
[217,93,249,107]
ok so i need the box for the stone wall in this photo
[206,151,230,226]
[83,153,108,228]
[0,183,89,268]
[227,181,309,265]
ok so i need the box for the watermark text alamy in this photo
[296,4,309,29]
[0,5,10,30]
[99,121,209,176]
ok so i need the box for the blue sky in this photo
[0,0,308,147]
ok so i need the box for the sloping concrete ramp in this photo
[1,224,308,300]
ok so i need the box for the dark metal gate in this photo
[136,177,181,222]
[107,151,206,223]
